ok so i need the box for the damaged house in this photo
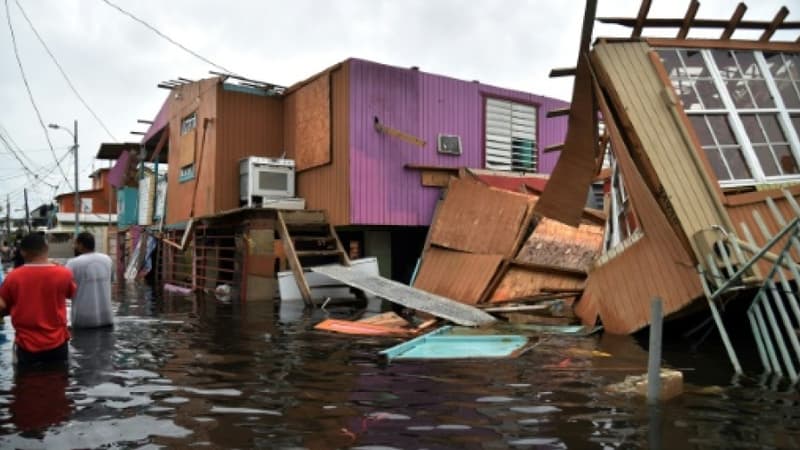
[534,0,800,360]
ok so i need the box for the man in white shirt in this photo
[66,232,113,328]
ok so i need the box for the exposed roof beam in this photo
[761,6,790,42]
[721,3,748,40]
[549,67,577,77]
[677,0,700,39]
[632,0,652,37]
[579,0,599,53]
[598,17,800,30]
[543,143,565,154]
[137,119,153,125]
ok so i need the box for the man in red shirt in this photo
[0,233,75,366]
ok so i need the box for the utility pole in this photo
[5,194,10,239]
[23,188,31,232]
[73,119,80,238]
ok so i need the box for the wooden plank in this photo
[326,211,351,266]
[721,3,748,40]
[413,248,505,305]
[310,264,497,326]
[549,67,576,78]
[677,0,700,39]
[280,210,327,224]
[546,107,571,118]
[490,266,585,304]
[277,211,313,307]
[761,6,790,42]
[510,260,588,278]
[374,119,426,147]
[598,16,800,30]
[543,143,565,154]
[645,37,800,52]
[632,0,652,38]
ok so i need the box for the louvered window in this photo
[484,98,538,172]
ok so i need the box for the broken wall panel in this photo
[413,247,504,305]
[428,177,532,256]
[591,41,733,261]
[517,218,604,272]
[576,74,703,334]
[490,266,585,304]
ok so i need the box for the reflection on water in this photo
[0,283,798,449]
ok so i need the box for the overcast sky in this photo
[0,0,795,213]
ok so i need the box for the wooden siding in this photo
[413,247,504,305]
[575,76,703,334]
[286,64,351,226]
[215,88,284,213]
[592,41,733,261]
[166,78,219,225]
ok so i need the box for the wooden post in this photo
[276,211,313,307]
[647,297,664,404]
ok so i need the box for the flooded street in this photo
[0,284,798,449]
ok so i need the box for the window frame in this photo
[179,163,195,183]
[658,48,800,188]
[482,96,540,173]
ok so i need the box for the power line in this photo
[99,0,235,75]
[13,0,117,142]
[4,0,73,191]
[0,130,63,190]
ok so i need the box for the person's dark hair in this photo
[76,232,95,251]
[20,233,47,256]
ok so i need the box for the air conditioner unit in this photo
[239,157,296,207]
[437,134,462,155]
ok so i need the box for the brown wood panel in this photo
[516,218,604,272]
[575,75,703,334]
[166,78,219,225]
[534,54,598,226]
[429,177,532,256]
[413,247,504,305]
[288,63,351,226]
[215,88,284,213]
[283,73,331,171]
[490,267,585,303]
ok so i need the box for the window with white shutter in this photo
[484,98,538,172]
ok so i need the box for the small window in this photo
[437,134,462,155]
[179,164,195,183]
[181,112,197,135]
[485,98,538,172]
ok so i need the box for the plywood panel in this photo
[284,73,331,171]
[288,64,350,225]
[429,177,532,256]
[413,247,504,305]
[592,41,734,262]
[490,267,584,303]
[178,128,196,167]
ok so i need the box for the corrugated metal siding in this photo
[593,41,733,260]
[165,78,219,225]
[215,89,284,213]
[348,58,568,226]
[288,64,351,226]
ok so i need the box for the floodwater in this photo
[0,284,799,449]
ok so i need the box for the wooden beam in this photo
[761,6,790,42]
[374,117,426,147]
[721,3,747,40]
[547,107,571,118]
[549,67,576,78]
[677,0,700,39]
[544,143,565,154]
[579,0,599,53]
[646,37,800,53]
[598,17,800,30]
[632,0,652,38]
[276,211,314,307]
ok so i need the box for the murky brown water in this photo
[0,284,799,449]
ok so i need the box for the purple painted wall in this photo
[348,58,569,226]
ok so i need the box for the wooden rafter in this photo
[632,0,652,38]
[721,3,747,40]
[761,6,790,42]
[549,67,577,77]
[599,17,800,31]
[677,0,700,39]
